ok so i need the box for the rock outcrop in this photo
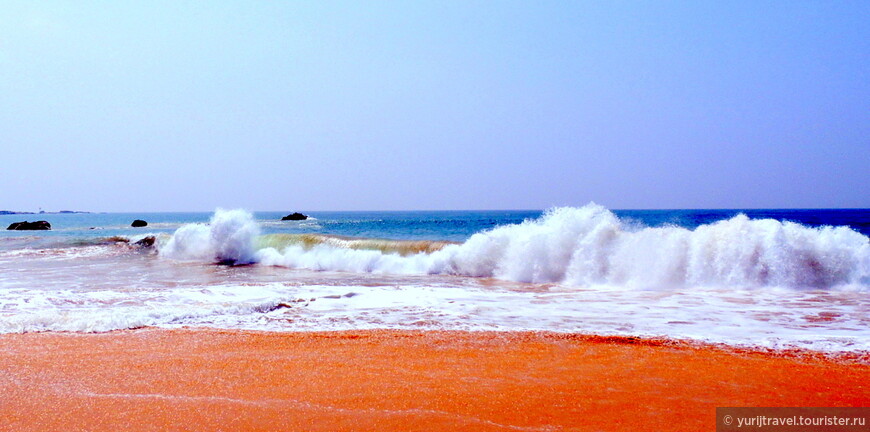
[131,219,148,227]
[281,212,308,221]
[133,236,156,248]
[6,221,51,230]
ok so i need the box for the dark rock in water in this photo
[215,258,255,266]
[6,221,51,230]
[133,236,156,248]
[281,212,308,221]
[263,302,296,313]
[131,219,148,227]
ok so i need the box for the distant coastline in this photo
[0,210,91,215]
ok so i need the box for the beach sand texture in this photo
[0,329,866,431]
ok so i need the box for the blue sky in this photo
[1,1,867,211]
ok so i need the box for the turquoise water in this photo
[1,211,539,244]
[2,208,867,245]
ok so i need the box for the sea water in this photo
[0,205,867,352]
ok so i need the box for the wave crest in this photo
[442,205,869,288]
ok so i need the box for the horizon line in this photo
[3,206,870,215]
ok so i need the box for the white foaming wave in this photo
[2,279,865,352]
[256,204,870,290]
[0,284,291,333]
[256,244,443,275]
[160,208,259,265]
[0,244,129,261]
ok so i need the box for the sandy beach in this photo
[0,329,866,431]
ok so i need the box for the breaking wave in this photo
[160,209,259,265]
[160,205,870,289]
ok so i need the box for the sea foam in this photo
[160,208,259,265]
[163,205,870,289]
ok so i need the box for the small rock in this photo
[6,221,51,230]
[281,212,308,221]
[131,219,148,227]
[265,302,295,312]
[133,236,156,248]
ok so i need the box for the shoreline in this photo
[1,328,867,431]
[14,326,870,363]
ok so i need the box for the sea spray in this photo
[255,204,870,289]
[209,209,260,265]
[160,209,259,265]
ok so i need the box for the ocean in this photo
[1,205,868,352]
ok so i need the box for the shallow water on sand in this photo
[0,241,866,352]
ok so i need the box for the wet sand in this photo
[0,329,867,431]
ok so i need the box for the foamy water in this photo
[0,206,867,352]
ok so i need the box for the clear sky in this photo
[1,1,867,212]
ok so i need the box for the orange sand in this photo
[0,329,867,431]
